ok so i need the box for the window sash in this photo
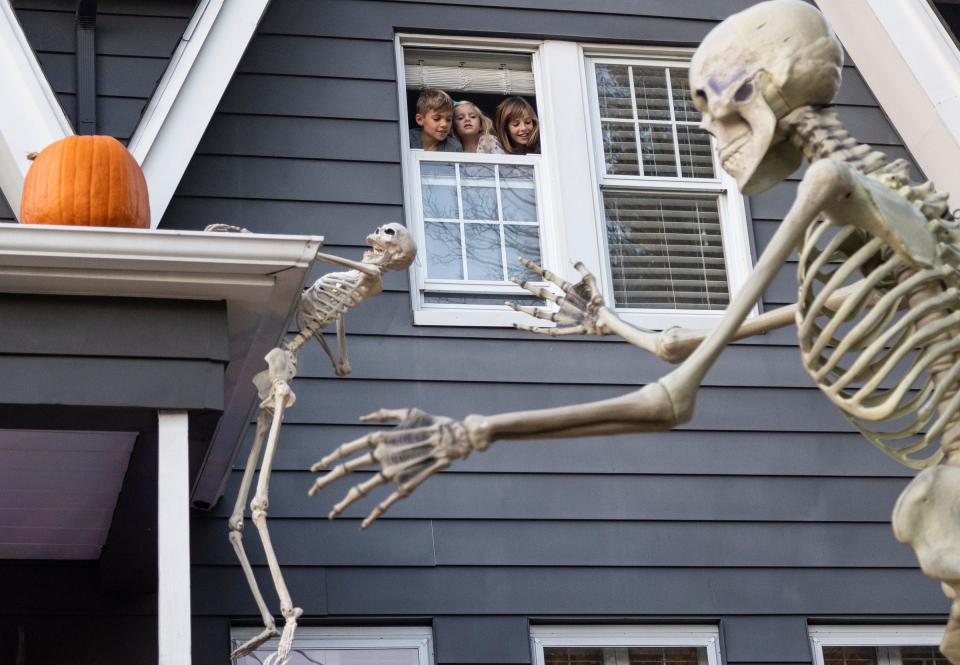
[531,626,722,665]
[809,626,947,665]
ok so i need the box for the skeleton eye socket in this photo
[384,227,396,235]
[733,81,754,103]
[695,89,708,102]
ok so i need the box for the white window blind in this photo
[404,48,534,94]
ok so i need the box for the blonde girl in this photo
[494,96,540,155]
[453,100,503,154]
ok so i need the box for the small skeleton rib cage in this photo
[227,224,416,665]
[307,1,960,663]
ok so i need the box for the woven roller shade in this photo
[405,48,534,95]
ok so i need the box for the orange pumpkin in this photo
[20,135,150,228]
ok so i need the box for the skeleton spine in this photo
[785,106,960,465]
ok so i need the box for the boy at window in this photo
[410,88,462,152]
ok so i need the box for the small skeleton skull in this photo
[689,0,843,194]
[362,223,416,271]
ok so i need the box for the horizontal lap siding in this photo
[146,1,933,663]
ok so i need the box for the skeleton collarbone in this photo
[793,112,960,469]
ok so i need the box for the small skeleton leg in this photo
[228,410,280,660]
[250,385,303,664]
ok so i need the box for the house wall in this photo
[3,1,946,664]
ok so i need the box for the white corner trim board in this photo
[0,0,72,218]
[815,0,960,198]
[0,0,269,227]
[127,0,271,229]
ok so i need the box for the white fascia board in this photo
[127,0,271,229]
[0,1,73,220]
[816,0,960,197]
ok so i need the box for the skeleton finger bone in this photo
[309,452,377,496]
[518,257,575,293]
[328,472,389,519]
[361,459,450,528]
[310,433,381,475]
[507,302,577,325]
[516,323,587,337]
[359,408,426,424]
[510,277,560,304]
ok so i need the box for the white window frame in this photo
[581,47,754,331]
[397,34,560,327]
[230,626,433,664]
[397,36,754,329]
[530,625,723,665]
[809,625,946,665]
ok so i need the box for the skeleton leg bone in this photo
[228,410,280,660]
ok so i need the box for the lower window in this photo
[531,626,721,665]
[809,626,947,665]
[230,626,433,665]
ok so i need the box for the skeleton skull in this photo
[689,0,843,195]
[363,223,417,271]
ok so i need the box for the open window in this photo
[398,37,554,326]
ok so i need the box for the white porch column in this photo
[158,410,192,665]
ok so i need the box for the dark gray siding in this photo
[12,0,195,142]
[6,1,943,664]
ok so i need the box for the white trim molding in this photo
[0,0,72,219]
[816,0,960,197]
[127,0,271,228]
[531,625,722,665]
[809,625,946,665]
[231,626,434,663]
[158,411,192,665]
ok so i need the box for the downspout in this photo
[75,0,96,135]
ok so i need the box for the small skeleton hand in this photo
[508,258,610,337]
[309,408,488,527]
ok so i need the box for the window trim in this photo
[808,625,946,665]
[396,33,560,328]
[530,625,722,665]
[230,625,434,662]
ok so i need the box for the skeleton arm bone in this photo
[312,159,856,524]
[313,317,352,376]
[314,250,380,276]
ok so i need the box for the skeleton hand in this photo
[308,408,488,527]
[508,258,610,337]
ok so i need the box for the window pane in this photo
[461,164,499,221]
[425,221,463,279]
[504,224,541,279]
[638,124,678,177]
[544,646,708,665]
[632,66,671,120]
[822,646,879,665]
[604,191,729,310]
[501,180,538,221]
[676,125,715,178]
[421,162,458,219]
[603,121,640,175]
[670,68,698,122]
[595,63,634,119]
[901,645,950,665]
[464,223,504,280]
[418,158,541,285]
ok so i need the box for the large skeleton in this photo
[309,1,960,660]
[228,224,416,664]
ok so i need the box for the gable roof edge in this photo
[817,0,960,197]
[0,1,72,220]
[126,0,271,229]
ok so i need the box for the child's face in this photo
[508,114,536,146]
[454,105,481,139]
[416,107,454,144]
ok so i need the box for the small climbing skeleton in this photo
[309,2,960,661]
[228,224,416,663]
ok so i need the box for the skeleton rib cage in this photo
[797,182,960,469]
